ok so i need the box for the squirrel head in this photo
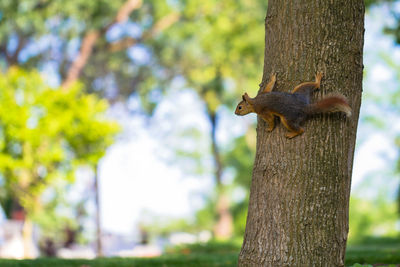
[235,93,254,116]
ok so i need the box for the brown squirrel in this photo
[235,72,351,138]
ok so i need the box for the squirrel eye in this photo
[238,106,242,110]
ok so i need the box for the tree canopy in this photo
[0,68,119,219]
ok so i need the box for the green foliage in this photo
[349,196,398,243]
[166,240,241,255]
[0,68,119,218]
[33,185,89,246]
[195,198,218,232]
[153,0,267,109]
[133,210,201,241]
[224,134,256,189]
[0,0,128,62]
[0,0,136,43]
[0,0,177,106]
[365,0,394,8]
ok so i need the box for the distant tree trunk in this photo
[238,0,364,266]
[22,219,34,258]
[94,166,103,257]
[208,111,233,240]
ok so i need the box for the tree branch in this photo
[115,0,142,25]
[61,0,143,90]
[10,36,27,66]
[0,44,12,64]
[107,12,179,53]
[108,37,138,52]
[143,12,179,39]
[0,34,27,67]
[61,31,99,89]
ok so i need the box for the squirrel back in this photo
[251,91,309,114]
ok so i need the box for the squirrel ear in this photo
[243,93,253,104]
[242,94,246,101]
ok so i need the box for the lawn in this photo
[346,236,400,266]
[0,237,399,267]
[0,254,238,267]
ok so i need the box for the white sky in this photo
[98,125,211,234]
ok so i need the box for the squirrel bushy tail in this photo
[306,94,352,117]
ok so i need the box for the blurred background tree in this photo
[0,0,178,98]
[0,0,174,256]
[346,0,400,243]
[0,68,119,256]
[149,0,267,240]
[0,0,269,244]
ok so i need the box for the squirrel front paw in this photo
[270,72,277,82]
[266,125,275,132]
[315,71,323,81]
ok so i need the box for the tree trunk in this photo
[238,1,364,266]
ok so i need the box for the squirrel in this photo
[234,72,352,139]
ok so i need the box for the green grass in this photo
[346,236,400,266]
[1,238,399,267]
[0,254,238,267]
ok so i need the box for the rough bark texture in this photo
[238,0,364,266]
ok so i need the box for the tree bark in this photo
[238,1,364,266]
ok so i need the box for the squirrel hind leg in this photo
[315,71,323,86]
[261,73,277,93]
[285,128,304,139]
[291,72,323,94]
[291,82,318,95]
[279,117,304,139]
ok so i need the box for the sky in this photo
[92,4,400,236]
